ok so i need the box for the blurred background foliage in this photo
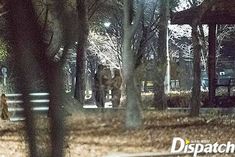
[0,38,8,63]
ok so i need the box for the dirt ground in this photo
[0,110,235,157]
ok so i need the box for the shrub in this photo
[141,92,209,108]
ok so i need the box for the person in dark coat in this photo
[111,69,122,107]
[94,65,105,107]
[95,64,113,107]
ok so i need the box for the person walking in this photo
[111,69,122,108]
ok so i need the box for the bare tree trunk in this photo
[123,38,142,128]
[190,0,217,116]
[190,23,201,117]
[153,0,169,110]
[74,0,89,104]
[123,0,144,129]
[199,25,208,71]
[126,75,142,127]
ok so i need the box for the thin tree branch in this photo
[0,10,8,17]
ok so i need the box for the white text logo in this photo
[171,137,235,157]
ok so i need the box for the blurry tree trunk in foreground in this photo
[74,0,89,104]
[122,0,144,129]
[153,0,169,110]
[7,0,66,157]
[7,1,43,156]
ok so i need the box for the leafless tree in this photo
[122,0,144,129]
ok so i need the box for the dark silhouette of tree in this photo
[190,0,218,116]
[153,0,170,110]
[6,0,71,156]
[74,0,89,104]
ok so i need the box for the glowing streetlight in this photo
[104,22,111,28]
